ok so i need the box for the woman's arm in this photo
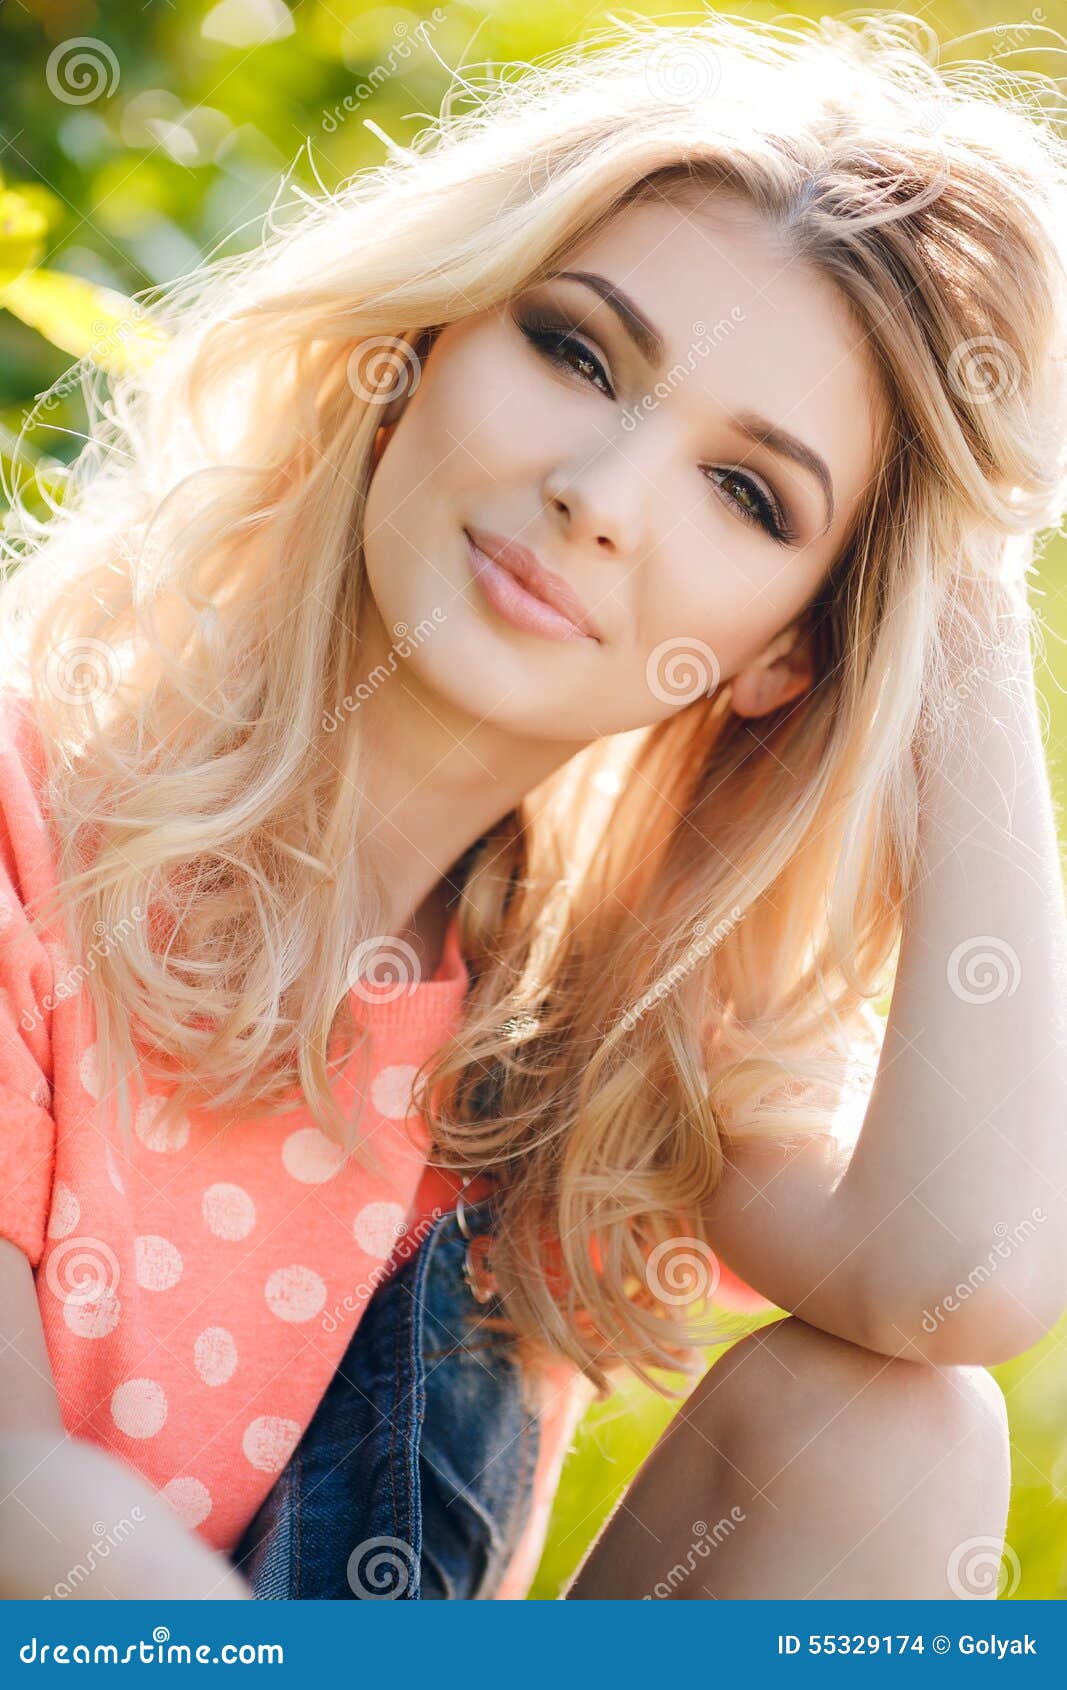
[700,579,1067,1368]
[0,1236,66,1435]
[838,578,1067,1362]
[0,1431,255,1600]
[0,1235,252,1599]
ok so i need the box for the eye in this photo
[516,306,798,546]
[704,467,794,544]
[516,311,614,397]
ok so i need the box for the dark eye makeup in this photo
[513,304,800,546]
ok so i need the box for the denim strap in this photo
[232,1192,540,1600]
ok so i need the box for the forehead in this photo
[556,193,889,538]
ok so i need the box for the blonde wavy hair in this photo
[2,10,1065,1397]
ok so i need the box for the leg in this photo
[563,1314,1011,1599]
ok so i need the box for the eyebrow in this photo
[552,268,836,534]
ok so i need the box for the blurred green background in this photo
[2,0,1064,1601]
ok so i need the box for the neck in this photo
[352,601,592,937]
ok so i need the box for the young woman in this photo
[0,10,1065,1601]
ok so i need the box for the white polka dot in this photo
[30,1074,51,1111]
[46,1182,80,1239]
[201,1182,256,1240]
[134,1095,190,1153]
[242,1415,301,1473]
[44,938,75,986]
[353,1200,407,1260]
[0,892,13,934]
[193,1325,238,1386]
[281,1126,347,1184]
[111,1378,167,1438]
[79,1043,101,1100]
[134,1235,183,1291]
[370,1064,418,1119]
[62,1287,121,1339]
[161,1476,212,1529]
[264,1265,327,1323]
[104,1141,126,1195]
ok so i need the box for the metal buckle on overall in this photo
[455,1182,498,1304]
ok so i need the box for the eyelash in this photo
[516,313,797,545]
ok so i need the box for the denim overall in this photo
[229,1191,542,1599]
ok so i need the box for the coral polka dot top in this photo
[0,690,590,1597]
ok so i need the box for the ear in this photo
[729,622,816,720]
[371,420,396,470]
[369,325,442,470]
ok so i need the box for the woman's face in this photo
[362,192,886,739]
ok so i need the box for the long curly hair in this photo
[2,10,1065,1396]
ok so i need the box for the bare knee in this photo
[565,1317,1010,1599]
[689,1315,1009,1483]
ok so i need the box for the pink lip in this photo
[465,526,602,644]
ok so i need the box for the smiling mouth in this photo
[465,530,600,645]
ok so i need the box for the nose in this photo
[544,444,649,560]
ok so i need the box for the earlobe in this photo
[368,328,439,469]
[371,421,396,470]
[730,638,815,719]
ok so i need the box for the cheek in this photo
[634,563,777,695]
[431,332,561,468]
